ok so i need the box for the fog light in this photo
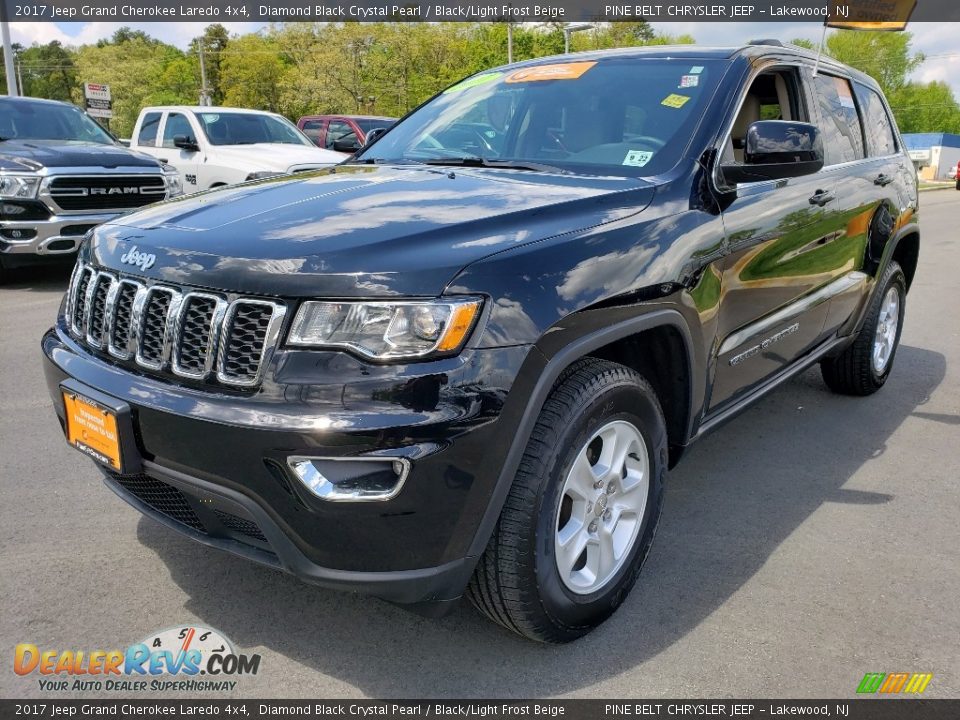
[287,456,410,502]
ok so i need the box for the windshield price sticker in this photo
[679,75,699,88]
[506,61,597,83]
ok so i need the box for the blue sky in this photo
[10,20,960,100]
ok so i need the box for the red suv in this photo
[297,115,396,153]
[953,159,960,190]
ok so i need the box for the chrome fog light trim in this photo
[287,456,410,502]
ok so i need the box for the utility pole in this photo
[16,54,23,96]
[198,43,211,106]
[1,18,18,97]
[507,23,513,64]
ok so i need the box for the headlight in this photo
[245,171,285,181]
[288,297,483,360]
[161,164,183,197]
[0,174,41,199]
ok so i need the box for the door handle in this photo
[808,190,834,206]
[874,173,893,186]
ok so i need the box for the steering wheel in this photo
[627,135,667,150]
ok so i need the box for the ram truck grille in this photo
[46,176,167,212]
[66,262,286,388]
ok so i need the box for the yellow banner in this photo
[826,0,917,30]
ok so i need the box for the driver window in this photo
[162,113,193,149]
[725,70,803,163]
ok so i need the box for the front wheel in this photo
[820,261,906,395]
[467,358,667,643]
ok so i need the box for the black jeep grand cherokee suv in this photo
[43,43,918,642]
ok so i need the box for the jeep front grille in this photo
[66,262,286,388]
[46,175,167,212]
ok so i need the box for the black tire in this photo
[467,358,667,643]
[820,261,906,396]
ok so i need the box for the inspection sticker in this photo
[623,150,654,168]
[679,75,699,88]
[690,65,705,74]
[661,94,691,109]
[505,61,597,83]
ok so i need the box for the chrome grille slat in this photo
[67,261,284,388]
[172,293,227,380]
[217,300,287,387]
[85,272,116,349]
[107,280,143,360]
[135,287,181,371]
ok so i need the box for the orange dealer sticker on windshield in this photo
[505,62,597,83]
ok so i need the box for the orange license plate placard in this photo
[62,391,122,471]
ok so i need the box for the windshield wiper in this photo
[343,157,424,166]
[423,156,569,174]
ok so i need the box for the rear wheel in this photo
[467,358,667,643]
[820,261,906,396]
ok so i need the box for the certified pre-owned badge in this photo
[120,245,157,271]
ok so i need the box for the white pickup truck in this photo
[129,106,343,191]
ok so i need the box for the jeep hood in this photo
[0,140,161,172]
[90,165,654,298]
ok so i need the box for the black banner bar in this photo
[2,0,960,23]
[3,700,960,720]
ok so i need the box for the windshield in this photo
[0,99,114,144]
[197,112,312,146]
[358,58,721,177]
[356,118,395,134]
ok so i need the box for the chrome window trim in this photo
[216,299,287,388]
[106,279,144,360]
[134,286,182,372]
[172,292,228,380]
[84,271,117,349]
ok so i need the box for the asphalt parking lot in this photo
[1,190,958,700]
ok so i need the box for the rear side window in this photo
[137,112,161,147]
[853,84,898,157]
[812,74,865,165]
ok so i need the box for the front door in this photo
[709,67,853,411]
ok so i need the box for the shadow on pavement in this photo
[135,344,946,697]
[0,263,73,293]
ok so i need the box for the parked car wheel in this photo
[467,358,666,643]
[820,261,906,396]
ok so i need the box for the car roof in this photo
[299,114,396,121]
[0,96,78,108]
[140,106,282,115]
[491,43,880,90]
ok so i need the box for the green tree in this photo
[219,33,287,112]
[190,24,230,104]
[17,41,77,101]
[74,31,195,136]
[825,30,923,96]
[889,81,960,133]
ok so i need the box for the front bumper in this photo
[42,321,536,607]
[0,211,117,262]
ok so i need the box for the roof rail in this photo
[748,39,786,47]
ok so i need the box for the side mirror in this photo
[363,127,388,147]
[720,120,824,184]
[333,137,361,153]
[173,135,199,152]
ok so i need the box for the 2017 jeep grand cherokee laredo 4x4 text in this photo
[43,44,919,642]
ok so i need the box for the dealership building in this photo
[902,133,960,181]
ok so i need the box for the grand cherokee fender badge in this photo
[120,245,156,271]
[729,323,800,366]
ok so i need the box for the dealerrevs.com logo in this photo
[14,626,261,693]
